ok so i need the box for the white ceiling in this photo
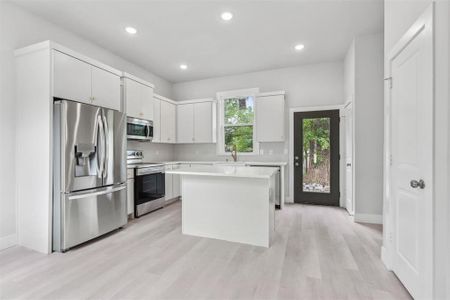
[11,0,383,83]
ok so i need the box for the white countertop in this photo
[166,165,279,179]
[163,161,287,166]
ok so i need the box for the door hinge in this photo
[384,77,393,89]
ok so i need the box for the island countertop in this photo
[166,165,279,179]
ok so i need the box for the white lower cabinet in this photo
[165,164,181,203]
[172,165,181,198]
[165,172,173,201]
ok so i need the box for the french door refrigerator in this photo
[53,100,127,252]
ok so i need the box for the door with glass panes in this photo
[293,110,340,206]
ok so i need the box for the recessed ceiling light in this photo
[125,27,137,34]
[294,44,305,51]
[221,12,233,21]
[179,64,188,70]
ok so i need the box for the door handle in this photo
[410,179,425,189]
[96,114,104,178]
[102,112,109,178]
[294,156,299,161]
[295,162,299,167]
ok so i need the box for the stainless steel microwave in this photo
[127,117,153,141]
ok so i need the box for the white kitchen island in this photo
[166,165,278,248]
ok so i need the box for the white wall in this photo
[0,2,174,249]
[354,33,384,220]
[344,40,355,103]
[344,33,384,222]
[172,62,345,200]
[383,1,449,298]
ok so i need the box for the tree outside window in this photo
[223,96,255,153]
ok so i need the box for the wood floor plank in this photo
[0,202,411,300]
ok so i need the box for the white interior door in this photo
[390,7,433,299]
[344,103,353,215]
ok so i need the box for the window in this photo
[217,89,259,155]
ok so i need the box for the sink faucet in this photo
[231,145,238,162]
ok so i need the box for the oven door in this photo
[134,171,165,217]
[127,117,152,141]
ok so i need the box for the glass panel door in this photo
[302,117,331,193]
[294,110,340,206]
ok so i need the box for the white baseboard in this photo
[0,234,17,251]
[354,213,383,224]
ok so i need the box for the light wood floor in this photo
[0,202,411,300]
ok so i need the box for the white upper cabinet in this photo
[256,93,285,142]
[53,50,91,104]
[160,99,176,143]
[194,101,215,143]
[141,84,154,120]
[175,100,216,144]
[91,66,120,111]
[177,104,194,143]
[153,97,161,142]
[53,50,121,111]
[124,75,154,120]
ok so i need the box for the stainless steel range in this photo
[127,150,165,217]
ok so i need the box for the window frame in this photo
[216,88,260,156]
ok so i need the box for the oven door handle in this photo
[146,124,151,139]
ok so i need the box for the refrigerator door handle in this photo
[68,185,126,200]
[102,110,109,178]
[96,113,105,178]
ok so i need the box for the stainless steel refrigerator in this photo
[53,100,127,252]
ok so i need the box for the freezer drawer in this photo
[53,184,127,252]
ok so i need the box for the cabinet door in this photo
[194,102,213,143]
[161,101,176,143]
[125,78,141,118]
[127,179,134,215]
[141,85,154,121]
[168,103,176,143]
[91,66,121,111]
[53,50,91,104]
[177,104,194,143]
[172,174,181,198]
[153,98,161,142]
[256,95,285,142]
[165,173,173,200]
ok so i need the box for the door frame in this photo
[289,105,345,207]
[343,101,355,216]
[382,4,434,298]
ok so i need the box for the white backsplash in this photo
[127,141,175,162]
[174,142,288,163]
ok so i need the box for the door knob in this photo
[295,162,299,167]
[294,156,299,160]
[410,179,425,189]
